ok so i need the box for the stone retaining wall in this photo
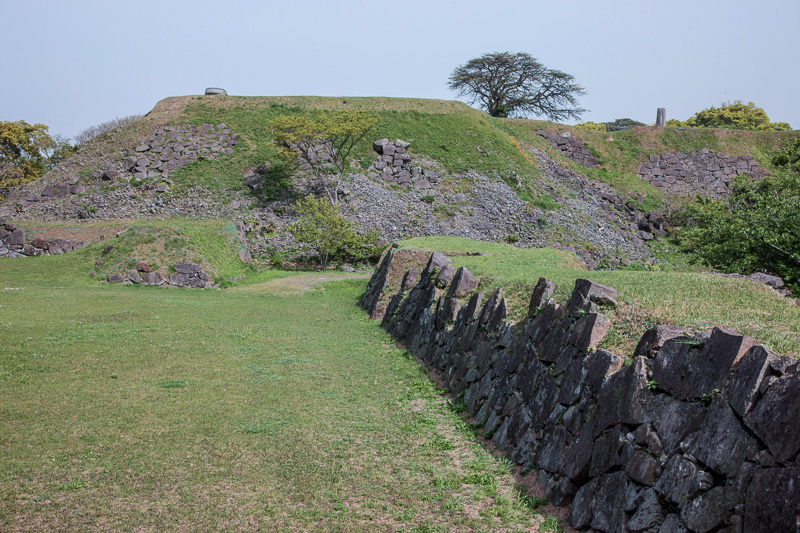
[362,250,800,532]
[637,150,767,199]
[0,219,84,258]
[537,130,598,168]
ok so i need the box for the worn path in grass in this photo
[0,264,558,532]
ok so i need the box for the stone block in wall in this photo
[744,467,800,533]
[583,349,625,397]
[654,454,702,506]
[653,327,755,401]
[656,399,706,454]
[680,486,726,533]
[725,345,776,418]
[569,312,612,353]
[447,267,478,299]
[626,448,657,486]
[744,371,800,462]
[591,471,628,533]
[628,488,664,531]
[633,325,686,358]
[595,357,650,435]
[567,279,619,314]
[535,424,568,473]
[590,425,628,477]
[570,477,597,529]
[564,413,595,482]
[528,277,556,317]
[434,264,455,289]
[683,398,758,477]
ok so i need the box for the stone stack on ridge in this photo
[369,138,442,189]
[638,149,767,198]
[537,130,599,168]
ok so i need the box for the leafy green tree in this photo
[0,120,56,189]
[679,165,800,287]
[683,101,791,131]
[772,137,800,173]
[447,51,586,120]
[268,110,381,206]
[606,118,645,132]
[289,194,382,270]
[575,121,607,132]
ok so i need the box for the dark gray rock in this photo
[628,488,664,531]
[591,471,628,533]
[435,264,455,289]
[591,425,628,477]
[626,448,658,486]
[745,371,800,462]
[658,514,688,533]
[142,271,165,286]
[535,425,568,473]
[447,267,479,298]
[546,476,578,506]
[681,486,726,533]
[401,268,420,291]
[423,251,453,277]
[564,413,595,482]
[570,312,612,352]
[684,397,757,476]
[6,228,26,246]
[654,454,700,505]
[744,467,800,533]
[174,261,202,274]
[653,327,755,400]
[570,478,597,529]
[102,169,120,181]
[128,270,141,284]
[634,325,687,358]
[528,277,556,316]
[170,273,189,287]
[107,273,124,284]
[656,399,706,454]
[726,345,776,417]
[583,348,625,397]
[568,278,619,312]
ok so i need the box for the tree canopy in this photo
[289,194,381,270]
[667,101,791,131]
[447,51,586,120]
[0,120,56,191]
[268,110,381,206]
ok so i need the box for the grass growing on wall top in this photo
[400,236,800,358]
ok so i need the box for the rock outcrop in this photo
[0,219,84,258]
[364,251,800,532]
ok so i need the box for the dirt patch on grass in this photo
[17,221,129,245]
[254,272,368,294]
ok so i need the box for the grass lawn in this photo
[400,236,800,358]
[0,254,558,531]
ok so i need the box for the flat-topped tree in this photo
[448,51,586,120]
[268,110,381,206]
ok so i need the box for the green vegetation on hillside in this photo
[0,250,557,531]
[499,117,800,209]
[400,236,800,358]
[169,96,544,200]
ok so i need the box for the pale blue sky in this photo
[3,0,798,138]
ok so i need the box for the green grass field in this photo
[0,252,559,531]
[400,237,800,358]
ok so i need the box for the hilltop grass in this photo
[0,251,558,531]
[400,236,800,358]
[170,96,544,200]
